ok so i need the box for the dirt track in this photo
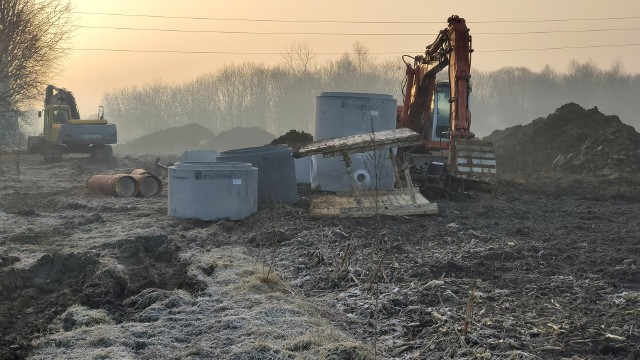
[0,154,639,359]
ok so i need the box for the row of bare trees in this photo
[104,43,403,142]
[1,0,638,144]
[104,46,640,142]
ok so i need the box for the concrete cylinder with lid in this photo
[217,144,298,204]
[168,162,258,221]
[183,150,219,162]
[312,92,397,192]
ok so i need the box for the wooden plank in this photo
[295,128,422,158]
[309,190,438,218]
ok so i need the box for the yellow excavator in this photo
[27,85,117,162]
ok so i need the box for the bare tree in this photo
[0,0,73,111]
[352,40,370,74]
[281,40,316,74]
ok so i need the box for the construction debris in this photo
[295,128,434,217]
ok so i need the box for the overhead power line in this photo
[76,24,640,36]
[73,11,640,24]
[72,43,640,55]
[476,43,640,52]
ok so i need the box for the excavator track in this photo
[90,145,114,162]
[42,142,64,163]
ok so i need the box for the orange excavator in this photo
[397,15,496,190]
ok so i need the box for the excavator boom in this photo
[397,15,496,188]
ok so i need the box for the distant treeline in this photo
[103,46,402,142]
[103,51,640,142]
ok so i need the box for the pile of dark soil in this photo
[115,124,276,156]
[114,123,215,155]
[0,232,195,359]
[270,130,314,152]
[485,103,640,177]
[215,126,276,151]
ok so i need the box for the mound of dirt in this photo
[115,124,277,156]
[270,130,313,152]
[213,126,276,151]
[485,103,640,177]
[115,123,215,155]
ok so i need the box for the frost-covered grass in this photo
[30,246,369,359]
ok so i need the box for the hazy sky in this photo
[55,0,640,117]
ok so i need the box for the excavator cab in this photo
[53,109,69,123]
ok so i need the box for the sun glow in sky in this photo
[56,0,640,116]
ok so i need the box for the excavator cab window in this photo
[53,110,69,123]
[433,83,451,140]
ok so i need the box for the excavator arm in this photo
[45,85,81,120]
[399,15,473,146]
[398,15,496,187]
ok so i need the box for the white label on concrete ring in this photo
[233,179,242,185]
[371,110,379,116]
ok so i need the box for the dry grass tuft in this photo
[322,341,371,360]
[234,268,292,295]
[49,305,114,332]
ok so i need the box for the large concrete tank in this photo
[294,157,312,184]
[217,144,298,204]
[183,150,219,162]
[168,162,258,221]
[312,92,397,192]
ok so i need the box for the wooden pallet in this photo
[310,189,438,218]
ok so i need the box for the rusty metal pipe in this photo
[130,169,163,197]
[86,174,139,197]
[130,168,151,176]
[130,173,163,197]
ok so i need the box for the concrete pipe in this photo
[130,168,152,176]
[86,174,139,197]
[130,174,163,197]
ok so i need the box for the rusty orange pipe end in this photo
[87,174,140,197]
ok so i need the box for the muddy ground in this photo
[0,154,638,359]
